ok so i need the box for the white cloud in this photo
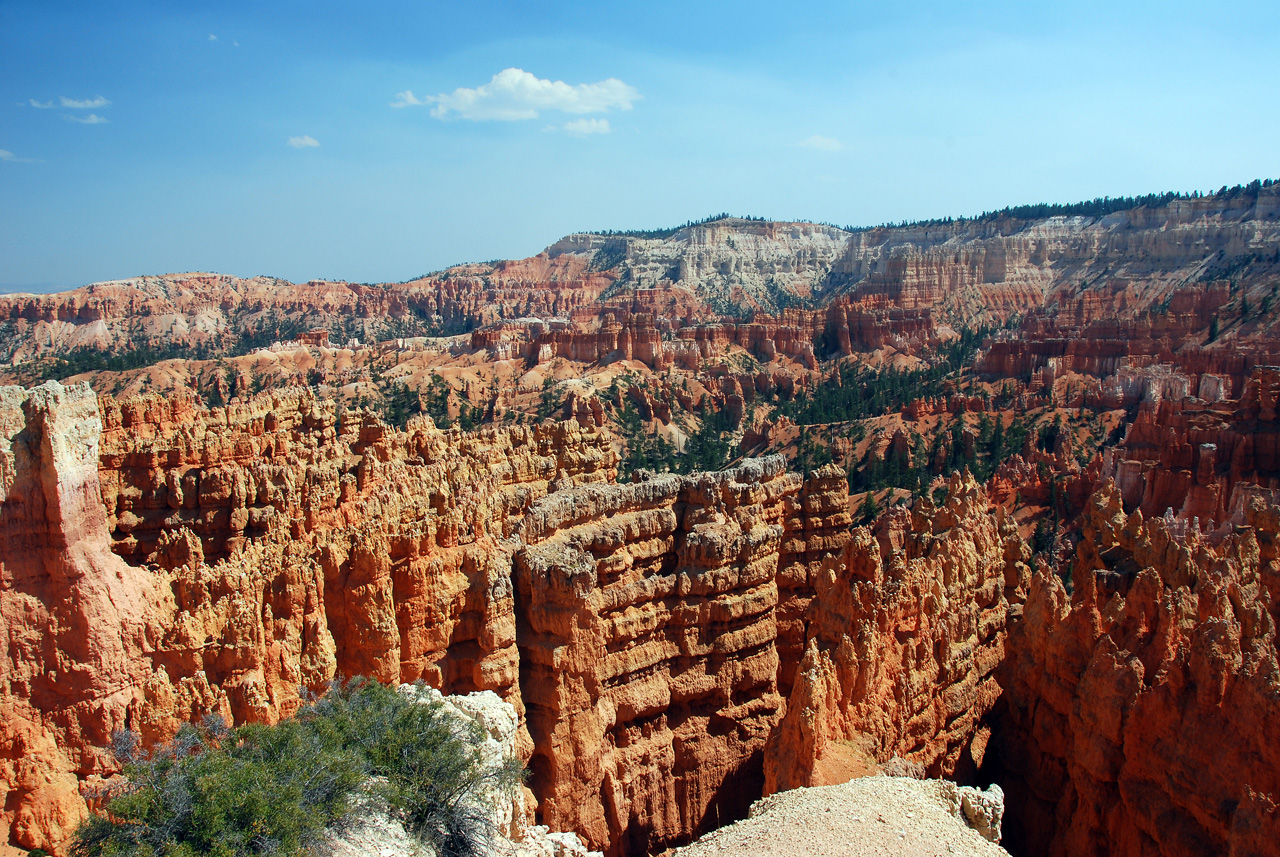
[66,113,109,124]
[799,134,842,151]
[0,149,39,163]
[393,68,639,121]
[564,118,610,136]
[287,135,320,148]
[29,98,54,109]
[209,34,218,41]
[60,95,110,109]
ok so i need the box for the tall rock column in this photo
[764,472,1030,793]
[0,383,167,854]
[514,459,796,856]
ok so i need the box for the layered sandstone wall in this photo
[513,459,801,854]
[0,383,165,853]
[830,186,1280,325]
[764,473,1031,795]
[1,383,1028,857]
[10,379,1277,857]
[0,383,618,854]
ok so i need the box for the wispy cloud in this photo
[564,118,611,136]
[60,95,111,109]
[0,149,40,163]
[209,34,218,41]
[287,135,320,148]
[799,134,842,152]
[393,68,639,121]
[66,113,109,124]
[29,98,54,109]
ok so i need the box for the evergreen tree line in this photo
[620,401,735,478]
[847,179,1276,232]
[586,212,771,241]
[779,326,989,426]
[849,411,1031,495]
[36,341,214,382]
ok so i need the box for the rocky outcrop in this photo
[994,481,1280,857]
[0,254,614,365]
[764,472,1030,794]
[3,381,1032,857]
[11,185,1276,375]
[323,685,602,857]
[0,382,165,854]
[829,185,1280,326]
[548,220,853,313]
[0,382,617,854]
[512,457,829,854]
[1097,365,1280,529]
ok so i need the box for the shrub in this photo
[72,679,522,857]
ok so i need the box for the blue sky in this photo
[2,1,1277,292]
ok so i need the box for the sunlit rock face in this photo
[3,181,1280,857]
[2,383,1033,856]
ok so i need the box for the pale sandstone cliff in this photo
[5,186,1275,370]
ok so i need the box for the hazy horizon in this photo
[3,0,1278,293]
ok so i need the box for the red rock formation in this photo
[512,458,855,855]
[4,379,1037,857]
[0,383,165,854]
[1,382,620,854]
[994,482,1280,857]
[764,472,1030,794]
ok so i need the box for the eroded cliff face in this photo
[829,187,1280,326]
[8,185,1274,374]
[1,383,1030,856]
[764,472,1030,794]
[6,379,1279,857]
[511,457,831,854]
[994,482,1280,857]
[0,383,617,854]
[0,383,165,854]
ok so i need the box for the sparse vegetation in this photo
[71,679,522,857]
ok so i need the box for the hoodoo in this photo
[2,183,1279,856]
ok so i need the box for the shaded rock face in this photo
[994,481,1280,857]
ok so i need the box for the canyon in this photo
[1,182,1279,857]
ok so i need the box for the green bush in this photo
[72,680,523,857]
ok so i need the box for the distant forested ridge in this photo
[581,179,1277,241]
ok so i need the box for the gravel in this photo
[672,777,1011,857]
